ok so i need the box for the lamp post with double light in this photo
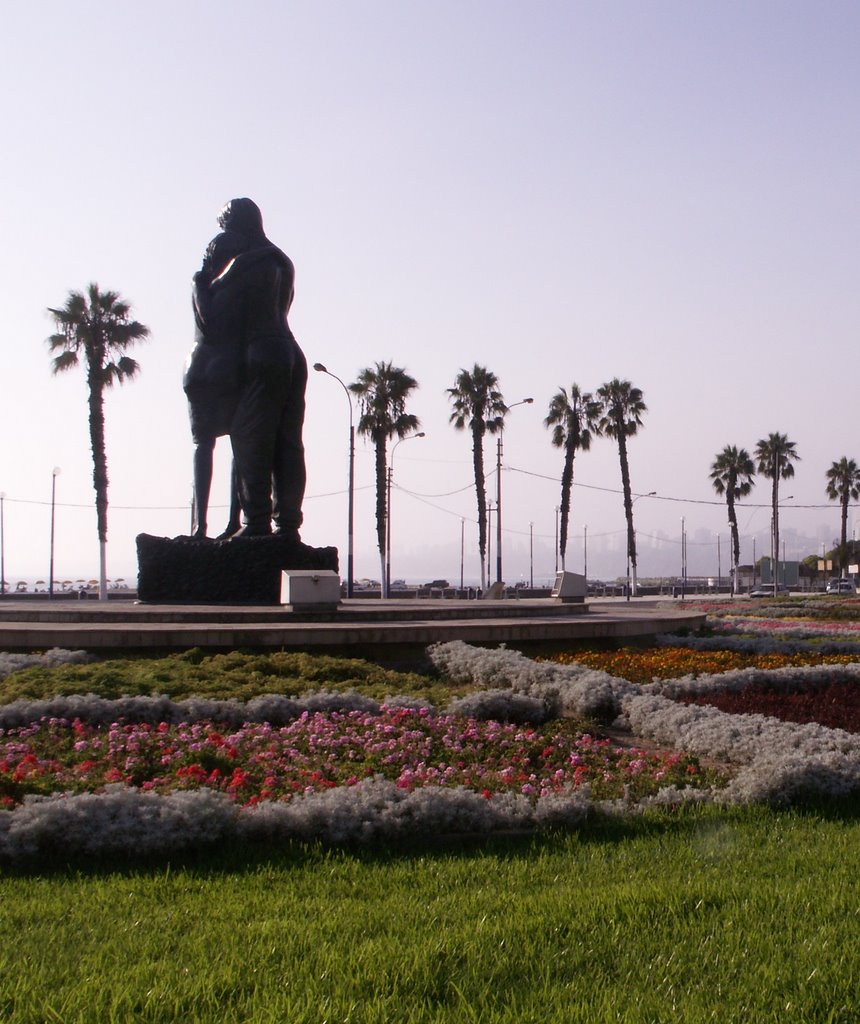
[496,397,533,585]
[313,363,355,597]
[386,431,424,596]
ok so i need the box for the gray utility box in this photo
[281,570,341,608]
[551,571,586,603]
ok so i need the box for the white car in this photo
[826,579,856,595]
[749,583,790,598]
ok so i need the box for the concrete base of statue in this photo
[136,532,339,605]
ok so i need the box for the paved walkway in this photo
[0,598,706,651]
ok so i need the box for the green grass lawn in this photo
[2,802,859,1023]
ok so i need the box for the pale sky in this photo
[1,0,858,587]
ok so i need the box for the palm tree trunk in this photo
[87,368,110,602]
[559,443,575,571]
[841,494,849,575]
[771,473,779,595]
[617,433,636,595]
[374,440,387,594]
[727,492,739,596]
[472,422,487,590]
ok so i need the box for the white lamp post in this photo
[626,491,655,601]
[386,431,424,596]
[496,398,533,585]
[0,491,6,598]
[313,363,355,597]
[49,467,61,600]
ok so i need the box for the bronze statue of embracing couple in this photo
[183,198,307,541]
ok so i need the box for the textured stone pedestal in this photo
[136,533,339,604]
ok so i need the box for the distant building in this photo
[760,557,799,587]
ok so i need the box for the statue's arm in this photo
[192,270,214,332]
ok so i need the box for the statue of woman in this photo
[183,202,258,538]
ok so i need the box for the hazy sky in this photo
[1,1,858,587]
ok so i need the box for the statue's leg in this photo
[218,459,243,538]
[230,375,282,535]
[191,438,216,538]
[273,348,308,540]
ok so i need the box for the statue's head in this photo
[217,198,265,238]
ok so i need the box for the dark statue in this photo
[136,199,335,605]
[183,198,307,539]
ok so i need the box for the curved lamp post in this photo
[0,491,5,598]
[49,467,61,600]
[386,431,425,596]
[496,397,533,585]
[626,490,655,601]
[313,363,355,598]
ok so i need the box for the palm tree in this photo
[754,432,800,595]
[349,362,419,595]
[825,457,860,577]
[47,284,150,601]
[710,446,755,594]
[596,378,647,595]
[544,385,602,571]
[447,365,507,590]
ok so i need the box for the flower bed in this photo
[6,619,860,861]
[0,707,710,809]
[548,647,860,685]
[680,679,860,733]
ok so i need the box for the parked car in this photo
[749,583,790,597]
[826,579,856,595]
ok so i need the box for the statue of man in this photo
[204,199,307,539]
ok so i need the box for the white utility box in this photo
[551,571,587,602]
[280,570,341,608]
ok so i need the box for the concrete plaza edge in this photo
[0,598,706,651]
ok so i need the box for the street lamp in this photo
[313,363,355,598]
[773,495,793,594]
[496,397,533,585]
[0,491,6,598]
[554,506,559,574]
[49,467,61,600]
[386,431,425,597]
[626,490,656,601]
[583,523,588,584]
[459,518,465,592]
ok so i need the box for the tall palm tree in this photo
[447,365,507,590]
[754,432,800,595]
[47,284,149,601]
[710,445,755,594]
[825,457,860,577]
[544,385,602,571]
[596,378,647,595]
[349,362,419,594]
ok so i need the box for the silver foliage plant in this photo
[0,648,96,681]
[426,640,635,720]
[0,779,592,863]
